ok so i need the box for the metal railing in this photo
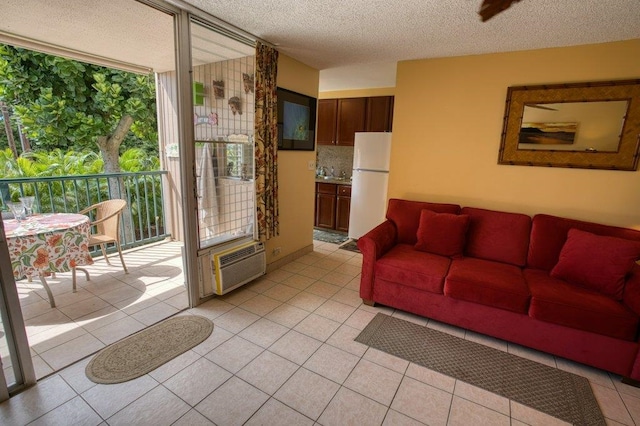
[0,171,170,249]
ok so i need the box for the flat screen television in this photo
[277,87,317,151]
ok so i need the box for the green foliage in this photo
[0,148,102,178]
[0,46,162,235]
[0,111,20,150]
[0,45,158,155]
[0,148,20,179]
[0,147,158,178]
[119,148,160,172]
[0,148,163,237]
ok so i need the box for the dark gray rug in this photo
[313,229,349,244]
[339,239,360,253]
[355,313,605,425]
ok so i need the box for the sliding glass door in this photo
[0,1,262,399]
[190,19,256,250]
[0,217,35,400]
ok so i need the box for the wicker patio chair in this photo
[78,199,129,274]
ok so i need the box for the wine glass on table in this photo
[6,202,25,221]
[19,196,35,217]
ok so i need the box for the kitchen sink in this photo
[316,174,351,182]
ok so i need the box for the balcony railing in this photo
[0,171,169,249]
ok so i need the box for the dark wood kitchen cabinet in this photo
[317,96,393,146]
[315,183,337,229]
[335,185,352,232]
[366,96,394,132]
[315,183,351,232]
[317,97,366,146]
[336,98,366,146]
[317,99,338,145]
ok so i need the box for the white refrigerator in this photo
[348,132,392,240]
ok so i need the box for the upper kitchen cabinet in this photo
[317,99,338,145]
[317,96,394,146]
[366,96,394,132]
[336,98,367,146]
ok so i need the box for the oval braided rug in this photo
[86,315,213,384]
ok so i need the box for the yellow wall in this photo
[319,87,395,99]
[266,54,319,264]
[390,39,640,229]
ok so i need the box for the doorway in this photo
[0,0,183,394]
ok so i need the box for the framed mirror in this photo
[498,80,640,170]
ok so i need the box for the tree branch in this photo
[1,102,18,159]
[96,115,134,173]
[108,115,134,150]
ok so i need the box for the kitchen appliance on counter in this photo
[348,132,392,240]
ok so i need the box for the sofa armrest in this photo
[357,220,397,300]
[623,264,640,317]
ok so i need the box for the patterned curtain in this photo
[254,42,279,241]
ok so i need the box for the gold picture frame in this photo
[498,80,640,171]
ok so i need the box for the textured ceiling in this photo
[0,0,175,72]
[0,0,253,73]
[185,0,640,71]
[1,0,638,90]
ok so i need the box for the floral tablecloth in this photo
[5,213,94,279]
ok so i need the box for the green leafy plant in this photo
[0,45,158,175]
[0,148,162,234]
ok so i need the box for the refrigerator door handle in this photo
[354,168,389,173]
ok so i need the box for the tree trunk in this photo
[18,123,31,152]
[0,102,18,159]
[96,115,134,175]
[96,115,134,243]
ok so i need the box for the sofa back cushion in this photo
[415,209,470,257]
[624,264,640,316]
[386,199,461,245]
[550,228,640,300]
[462,207,532,267]
[528,214,640,271]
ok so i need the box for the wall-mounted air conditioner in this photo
[198,240,266,297]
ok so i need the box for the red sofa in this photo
[358,198,640,381]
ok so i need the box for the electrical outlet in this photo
[273,247,281,256]
[307,160,315,171]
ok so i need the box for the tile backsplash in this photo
[316,145,354,178]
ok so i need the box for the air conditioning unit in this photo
[199,240,266,297]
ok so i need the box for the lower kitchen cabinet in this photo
[335,185,352,232]
[315,182,351,232]
[315,195,336,229]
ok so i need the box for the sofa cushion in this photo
[376,244,451,294]
[444,258,530,313]
[526,268,639,341]
[462,207,531,267]
[386,199,461,245]
[550,229,640,300]
[624,265,640,316]
[528,214,640,271]
[415,209,470,258]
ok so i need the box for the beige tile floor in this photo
[1,240,188,384]
[1,239,640,425]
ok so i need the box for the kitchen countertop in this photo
[315,177,352,185]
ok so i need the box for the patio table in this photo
[4,213,94,308]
